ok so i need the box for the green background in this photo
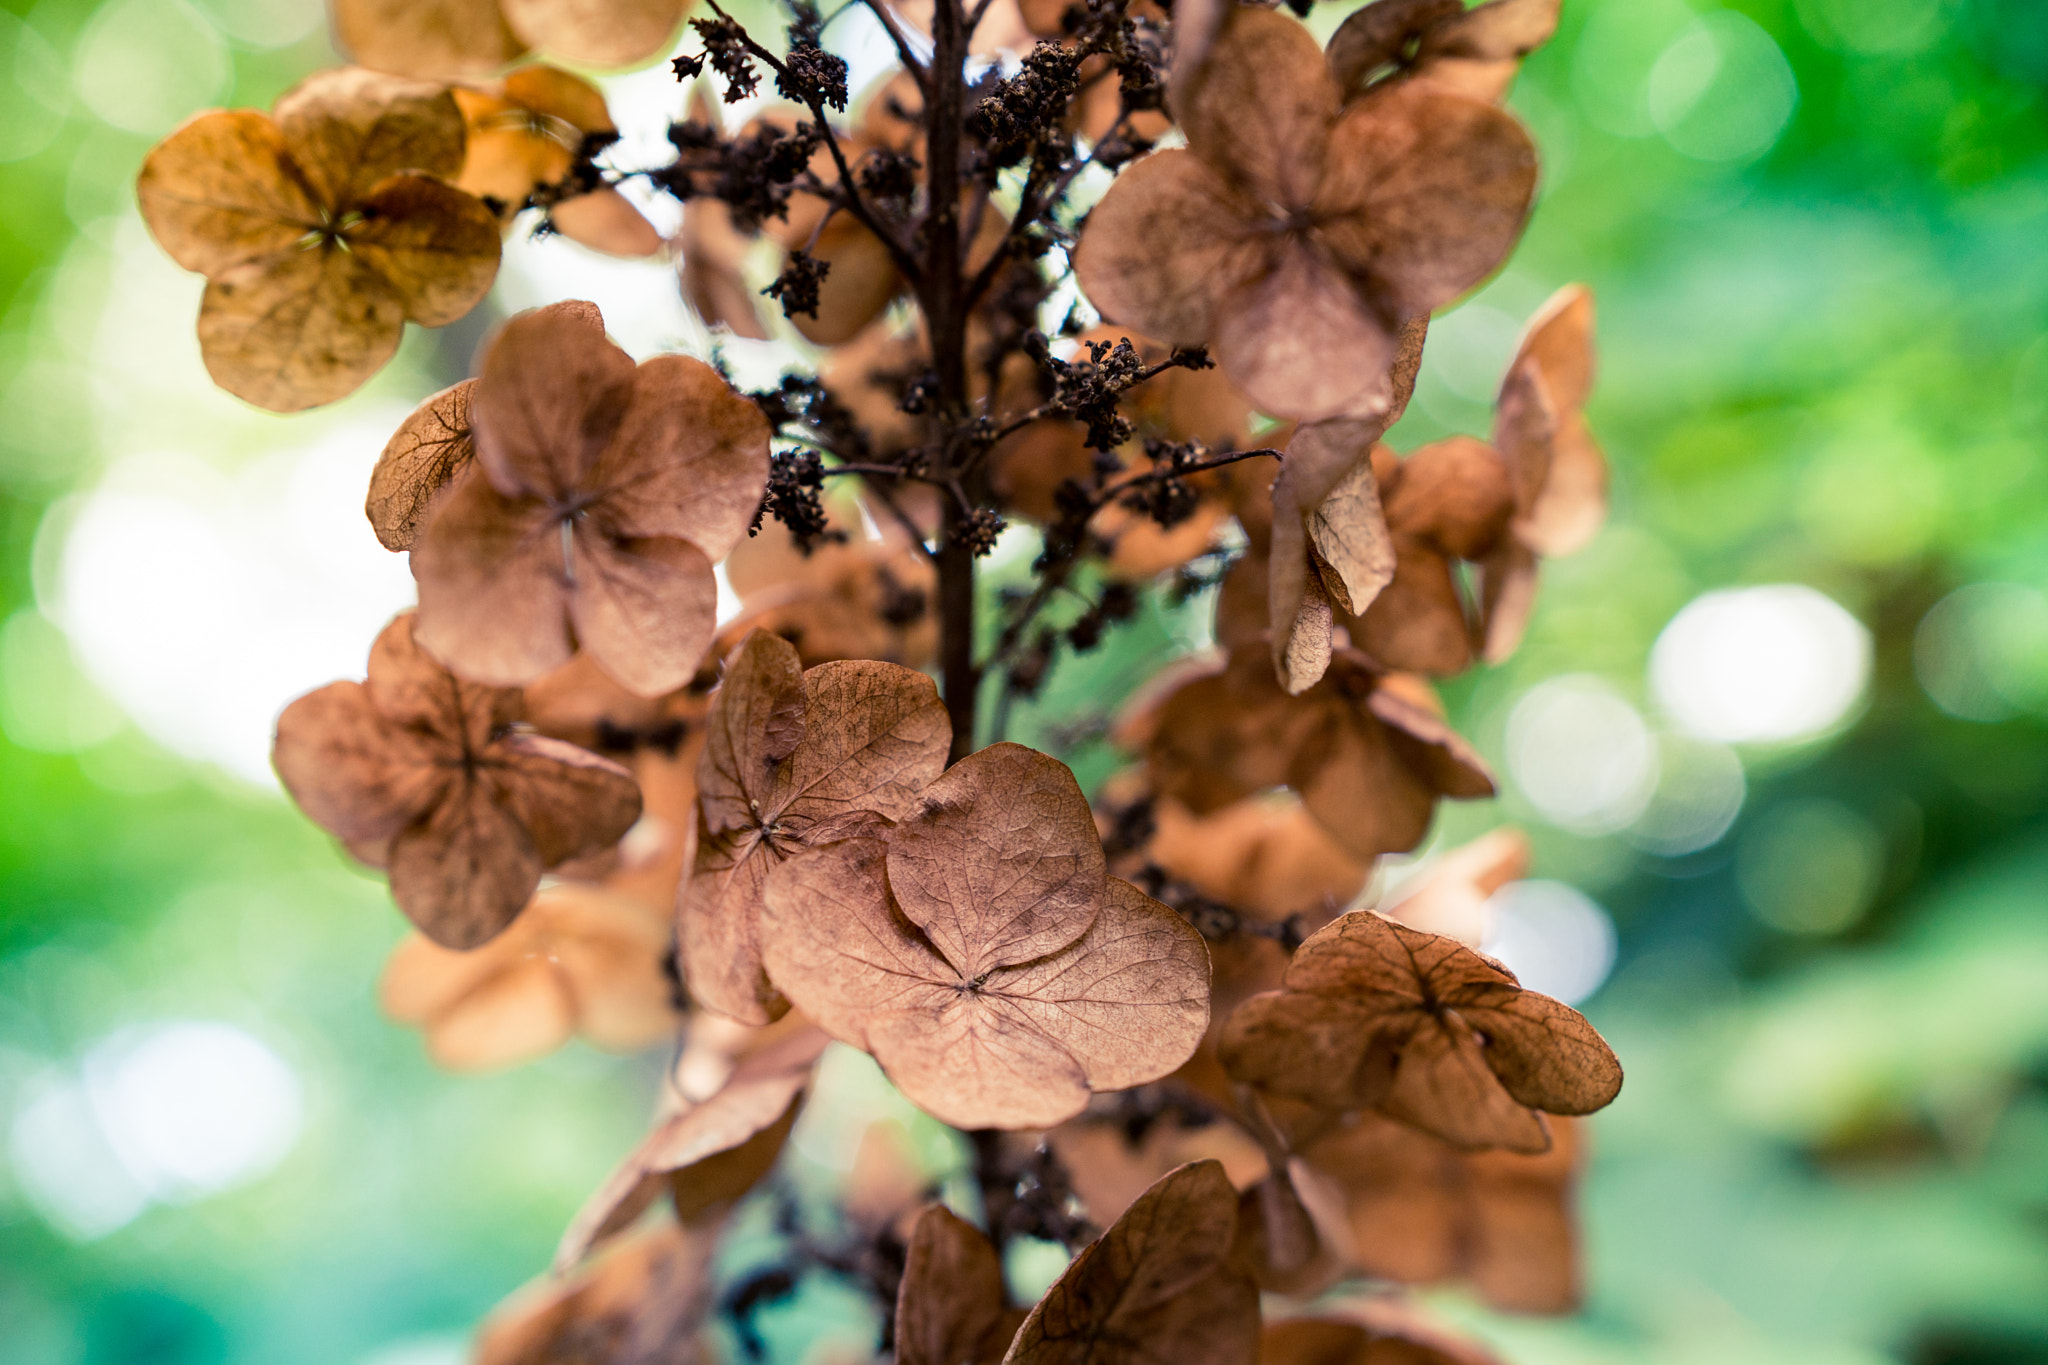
[2,0,2046,1361]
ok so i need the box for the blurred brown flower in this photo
[272,612,642,949]
[135,68,500,411]
[1074,7,1535,421]
[409,300,770,696]
[1219,910,1622,1153]
[760,743,1209,1129]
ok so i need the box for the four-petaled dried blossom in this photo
[680,629,951,1023]
[272,612,642,949]
[136,68,501,412]
[759,742,1209,1129]
[1139,643,1494,865]
[1075,7,1535,422]
[1006,1160,1261,1365]
[333,0,692,81]
[452,65,663,258]
[409,300,770,697]
[1219,909,1622,1153]
[379,882,679,1071]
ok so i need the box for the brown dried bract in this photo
[476,1219,715,1365]
[272,612,642,949]
[555,1021,830,1270]
[759,743,1210,1130]
[455,66,662,258]
[335,0,689,80]
[680,629,950,1023]
[1327,0,1560,105]
[379,881,678,1071]
[410,300,770,696]
[897,1205,1027,1365]
[1143,644,1494,865]
[1301,1110,1582,1314]
[136,68,501,412]
[1006,1159,1260,1365]
[368,379,477,552]
[1218,910,1621,1153]
[1074,7,1535,422]
[1480,285,1604,661]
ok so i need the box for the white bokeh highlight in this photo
[1505,675,1659,834]
[1649,585,1871,744]
[1482,880,1618,1006]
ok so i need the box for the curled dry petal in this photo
[367,380,476,551]
[1327,0,1558,104]
[760,743,1209,1130]
[411,301,770,695]
[1219,910,1621,1152]
[477,1220,716,1365]
[897,1206,1025,1365]
[272,612,641,949]
[555,1023,830,1270]
[681,630,949,1022]
[1005,1160,1260,1365]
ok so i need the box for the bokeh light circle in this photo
[1649,585,1870,744]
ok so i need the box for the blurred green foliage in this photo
[1,0,2045,1362]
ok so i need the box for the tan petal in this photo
[552,188,666,258]
[1294,700,1442,862]
[1367,679,1497,800]
[1314,86,1537,318]
[501,0,686,68]
[492,731,642,864]
[1326,0,1465,96]
[1441,984,1623,1117]
[503,64,617,132]
[1269,472,1337,695]
[422,952,578,1070]
[473,300,636,499]
[1378,1009,1551,1152]
[897,1206,1019,1365]
[679,852,785,1025]
[884,742,1107,977]
[272,680,445,849]
[1005,1160,1260,1365]
[367,380,477,552]
[584,353,773,562]
[411,466,577,686]
[1072,149,1262,349]
[1308,453,1395,616]
[196,247,407,412]
[566,532,719,698]
[1506,283,1595,415]
[388,782,546,948]
[782,658,951,816]
[1179,7,1338,206]
[1351,542,1474,675]
[555,1025,828,1269]
[697,629,808,839]
[351,174,501,326]
[789,215,904,346]
[272,67,469,207]
[1477,535,1538,663]
[136,110,319,276]
[332,0,525,81]
[1522,421,1607,558]
[1416,0,1562,103]
[1491,360,1558,524]
[681,198,771,339]
[364,607,521,745]
[1383,436,1516,557]
[1213,241,1397,423]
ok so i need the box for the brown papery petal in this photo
[1418,0,1561,103]
[197,248,407,413]
[1314,87,1537,319]
[478,1221,715,1365]
[503,64,617,132]
[1368,680,1497,800]
[555,1025,829,1270]
[1491,361,1557,522]
[411,467,577,686]
[1439,984,1622,1117]
[367,380,477,551]
[1477,535,1538,664]
[566,532,719,698]
[272,680,447,848]
[272,67,469,208]
[1006,1160,1260,1365]
[583,353,773,562]
[388,786,547,949]
[790,216,903,345]
[419,953,577,1070]
[1269,471,1336,695]
[697,629,808,836]
[1325,0,1465,96]
[136,110,319,276]
[1377,1008,1552,1152]
[332,0,525,81]
[1213,242,1397,424]
[364,607,519,745]
[1308,455,1395,617]
[501,0,686,68]
[898,1207,1019,1365]
[1507,283,1595,416]
[884,742,1107,977]
[681,198,771,339]
[350,174,502,326]
[1072,149,1262,350]
[552,189,666,259]
[472,300,636,500]
[1179,7,1338,207]
[493,732,642,864]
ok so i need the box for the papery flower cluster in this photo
[133,0,1638,1356]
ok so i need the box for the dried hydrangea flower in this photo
[136,67,501,411]
[334,0,690,81]
[1219,910,1623,1153]
[454,65,662,258]
[272,612,643,949]
[760,743,1209,1130]
[378,882,678,1071]
[409,300,770,696]
[1075,7,1536,422]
